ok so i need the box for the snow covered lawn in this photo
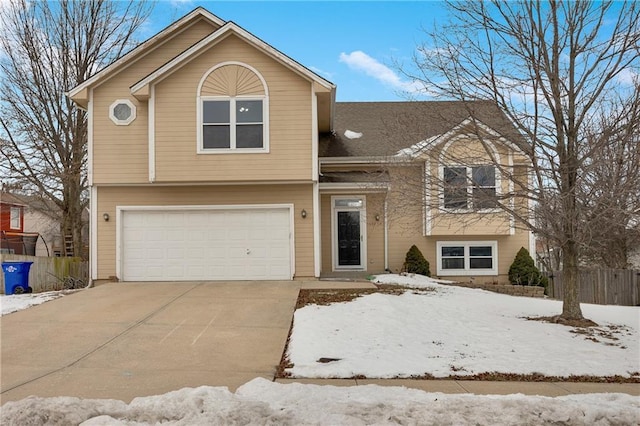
[285,274,640,379]
[1,276,638,425]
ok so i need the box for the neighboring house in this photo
[1,193,25,255]
[67,7,533,284]
[1,192,59,256]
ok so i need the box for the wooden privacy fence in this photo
[548,268,640,306]
[0,254,88,294]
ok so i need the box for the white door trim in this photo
[116,204,295,281]
[331,195,367,271]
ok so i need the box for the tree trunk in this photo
[561,240,583,320]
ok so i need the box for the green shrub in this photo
[403,245,431,276]
[508,247,548,288]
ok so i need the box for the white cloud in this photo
[339,51,402,86]
[339,50,424,94]
[309,66,334,80]
[616,68,638,85]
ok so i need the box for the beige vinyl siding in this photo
[386,220,530,284]
[424,138,528,236]
[364,193,386,273]
[382,149,530,282]
[386,229,529,283]
[154,35,313,182]
[319,193,386,273]
[96,184,314,280]
[321,194,332,272]
[430,213,512,235]
[92,19,218,184]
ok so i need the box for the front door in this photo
[337,211,361,266]
[332,197,366,270]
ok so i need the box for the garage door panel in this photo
[122,208,292,281]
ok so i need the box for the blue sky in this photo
[144,1,449,101]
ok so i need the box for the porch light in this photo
[301,209,307,219]
[375,214,381,221]
[103,213,110,222]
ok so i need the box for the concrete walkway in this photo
[1,280,638,405]
[275,378,640,397]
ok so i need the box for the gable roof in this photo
[319,101,527,159]
[130,21,335,96]
[0,192,26,207]
[67,7,225,101]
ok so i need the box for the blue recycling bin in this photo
[2,261,34,295]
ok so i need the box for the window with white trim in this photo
[197,62,269,154]
[109,99,136,125]
[202,98,264,150]
[436,241,498,275]
[442,165,497,210]
[10,206,21,229]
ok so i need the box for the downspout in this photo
[384,194,389,271]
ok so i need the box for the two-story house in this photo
[67,7,532,284]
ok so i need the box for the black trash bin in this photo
[2,261,34,294]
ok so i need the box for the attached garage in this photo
[118,205,293,281]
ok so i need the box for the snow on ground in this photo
[1,275,639,425]
[1,378,638,426]
[0,291,65,315]
[286,274,640,379]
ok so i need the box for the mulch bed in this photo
[276,284,640,383]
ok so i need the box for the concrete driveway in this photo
[1,280,319,403]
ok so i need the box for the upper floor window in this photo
[443,165,497,210]
[203,98,264,150]
[10,206,21,229]
[198,62,269,154]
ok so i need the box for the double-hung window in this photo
[201,98,265,151]
[442,165,497,210]
[437,241,498,276]
[10,206,21,229]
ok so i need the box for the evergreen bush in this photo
[403,245,431,276]
[508,247,548,288]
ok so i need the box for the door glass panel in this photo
[337,211,361,266]
[335,199,363,208]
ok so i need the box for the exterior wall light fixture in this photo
[103,213,110,221]
[301,209,307,219]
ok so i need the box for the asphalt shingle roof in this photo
[319,100,525,158]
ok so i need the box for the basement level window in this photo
[109,99,136,125]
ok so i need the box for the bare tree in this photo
[575,92,640,269]
[0,0,152,257]
[397,1,640,320]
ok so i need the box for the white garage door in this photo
[121,207,292,281]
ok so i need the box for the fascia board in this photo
[319,157,406,165]
[130,22,335,94]
[402,117,529,159]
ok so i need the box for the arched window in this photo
[197,63,269,153]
